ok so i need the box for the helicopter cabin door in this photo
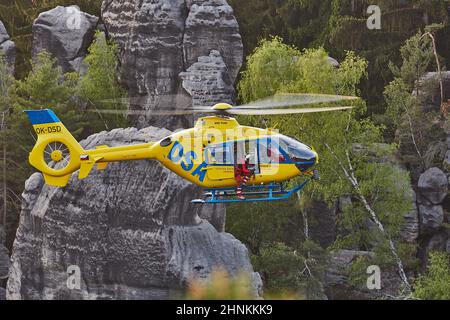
[234,140,260,175]
[204,142,235,181]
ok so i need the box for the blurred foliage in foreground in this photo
[185,269,254,300]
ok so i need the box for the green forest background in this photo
[1,0,450,299]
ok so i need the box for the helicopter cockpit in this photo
[204,134,317,175]
[276,135,317,171]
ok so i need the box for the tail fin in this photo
[25,109,85,187]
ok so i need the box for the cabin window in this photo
[205,144,233,165]
[259,138,286,164]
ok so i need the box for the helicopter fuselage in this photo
[149,116,318,188]
[25,109,318,188]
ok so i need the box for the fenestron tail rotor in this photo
[43,141,71,172]
[89,93,360,117]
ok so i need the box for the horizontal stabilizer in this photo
[79,156,103,179]
[97,162,108,170]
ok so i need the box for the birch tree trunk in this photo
[324,143,411,291]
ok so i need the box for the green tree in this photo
[77,31,128,131]
[228,0,332,57]
[252,241,327,299]
[230,37,414,296]
[11,50,84,135]
[414,252,450,300]
[383,29,444,177]
[238,37,301,103]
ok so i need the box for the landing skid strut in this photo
[191,180,311,204]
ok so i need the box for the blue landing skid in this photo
[191,180,310,204]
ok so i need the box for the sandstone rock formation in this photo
[402,191,420,243]
[418,167,448,204]
[32,6,98,73]
[101,0,243,129]
[183,0,243,82]
[324,250,404,300]
[0,20,16,71]
[0,226,9,280]
[307,200,336,248]
[7,127,261,300]
[180,50,236,106]
[416,167,447,234]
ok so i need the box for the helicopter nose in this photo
[293,148,318,172]
[312,149,319,164]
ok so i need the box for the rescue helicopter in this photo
[24,94,357,204]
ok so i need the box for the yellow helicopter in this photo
[24,94,356,203]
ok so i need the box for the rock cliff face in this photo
[324,250,405,300]
[6,127,261,300]
[32,6,99,73]
[5,0,254,301]
[101,0,243,129]
[180,50,236,106]
[0,21,13,300]
[0,227,9,281]
[0,20,16,72]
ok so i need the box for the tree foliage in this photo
[229,0,450,112]
[77,31,128,131]
[414,252,450,300]
[229,37,414,297]
[383,29,445,178]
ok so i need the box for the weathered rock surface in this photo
[0,247,9,280]
[402,191,420,243]
[32,6,98,73]
[308,201,336,248]
[0,287,5,300]
[418,167,448,204]
[101,0,243,129]
[418,204,444,232]
[424,232,448,253]
[7,127,261,300]
[324,250,403,300]
[180,50,235,106]
[0,226,9,281]
[424,141,448,170]
[0,20,16,71]
[183,0,243,82]
[415,71,450,113]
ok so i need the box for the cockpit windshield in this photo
[277,135,316,162]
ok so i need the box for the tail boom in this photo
[25,109,157,187]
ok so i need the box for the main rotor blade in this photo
[236,93,359,109]
[226,106,354,115]
[89,107,216,116]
